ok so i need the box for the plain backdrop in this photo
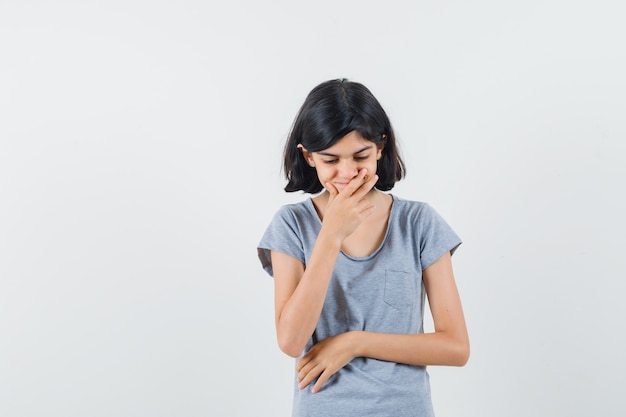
[1,1,625,416]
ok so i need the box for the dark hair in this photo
[283,79,405,193]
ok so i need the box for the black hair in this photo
[283,78,405,193]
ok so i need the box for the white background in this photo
[1,1,625,416]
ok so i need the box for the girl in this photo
[258,79,469,417]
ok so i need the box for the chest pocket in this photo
[383,269,418,309]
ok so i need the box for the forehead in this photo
[318,131,375,154]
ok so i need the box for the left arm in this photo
[355,251,469,365]
[296,252,469,392]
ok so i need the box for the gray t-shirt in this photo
[258,194,462,417]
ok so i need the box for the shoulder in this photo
[264,199,319,237]
[391,195,461,259]
[271,199,315,224]
[391,195,457,237]
[391,195,436,222]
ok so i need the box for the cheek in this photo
[361,159,378,173]
[314,166,333,180]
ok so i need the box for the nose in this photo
[337,159,359,179]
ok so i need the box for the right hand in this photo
[321,169,379,242]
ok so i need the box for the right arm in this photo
[272,169,377,357]
[271,232,341,357]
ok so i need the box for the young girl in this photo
[258,79,469,417]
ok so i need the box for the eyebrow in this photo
[316,145,373,157]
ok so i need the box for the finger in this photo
[355,196,376,213]
[298,364,323,390]
[297,353,323,383]
[352,174,379,200]
[311,369,333,394]
[342,169,369,196]
[296,353,312,372]
[296,359,316,382]
[325,181,339,198]
[358,204,377,219]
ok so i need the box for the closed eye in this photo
[323,155,369,164]
[316,145,374,162]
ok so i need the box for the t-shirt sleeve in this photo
[417,204,462,270]
[257,206,305,277]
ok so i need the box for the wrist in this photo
[318,226,344,249]
[347,330,366,358]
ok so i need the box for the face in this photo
[299,130,384,191]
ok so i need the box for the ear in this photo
[376,135,386,160]
[297,144,315,167]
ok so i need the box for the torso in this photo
[311,190,393,257]
[258,195,460,416]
